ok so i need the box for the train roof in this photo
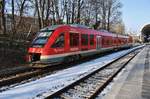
[40,24,128,38]
[40,24,90,31]
[117,34,129,38]
[40,25,62,31]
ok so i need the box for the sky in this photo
[121,0,150,35]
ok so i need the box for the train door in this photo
[96,36,102,49]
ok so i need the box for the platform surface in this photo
[104,45,150,99]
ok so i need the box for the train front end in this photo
[27,28,54,67]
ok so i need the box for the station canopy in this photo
[142,24,150,42]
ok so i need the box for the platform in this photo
[104,45,150,99]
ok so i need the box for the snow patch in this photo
[0,45,144,99]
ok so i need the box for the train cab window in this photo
[90,35,94,46]
[70,33,79,47]
[31,31,53,47]
[51,33,64,48]
[81,34,88,46]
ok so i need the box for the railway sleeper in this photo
[60,94,71,99]
[46,49,141,99]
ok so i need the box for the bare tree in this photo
[111,19,125,34]
[76,0,84,23]
[1,0,6,35]
[45,0,50,26]
[82,0,122,31]
[51,0,57,24]
[11,0,16,38]
[71,0,76,23]
[101,0,107,29]
[16,0,28,29]
[54,0,61,24]
[35,0,43,29]
[0,0,2,32]
[1,0,123,36]
[106,0,122,31]
[62,0,70,24]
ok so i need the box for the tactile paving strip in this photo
[142,46,150,99]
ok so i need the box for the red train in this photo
[27,24,133,67]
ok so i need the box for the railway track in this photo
[0,68,42,88]
[0,66,33,78]
[0,48,122,88]
[0,46,143,92]
[0,64,73,89]
[45,48,142,99]
[0,55,107,89]
[0,47,132,79]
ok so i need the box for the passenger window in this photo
[110,40,112,45]
[81,34,88,46]
[90,35,94,46]
[106,39,109,45]
[115,39,117,44]
[51,33,64,48]
[103,38,106,45]
[70,33,79,47]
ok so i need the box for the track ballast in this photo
[45,48,142,99]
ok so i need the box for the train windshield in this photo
[31,31,53,47]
